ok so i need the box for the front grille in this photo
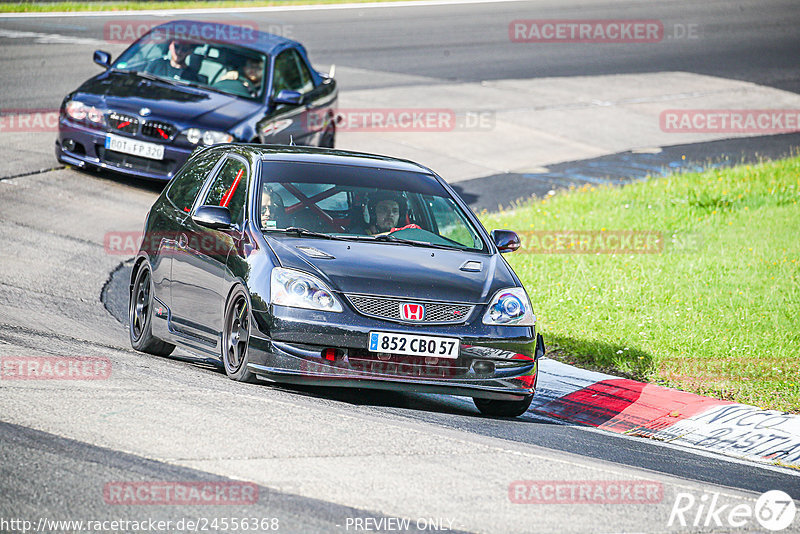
[346,295,473,324]
[141,120,175,140]
[347,349,468,378]
[107,112,139,134]
[97,146,175,176]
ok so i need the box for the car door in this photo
[170,154,250,346]
[155,149,223,314]
[257,48,316,145]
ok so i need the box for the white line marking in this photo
[0,28,104,45]
[0,0,531,19]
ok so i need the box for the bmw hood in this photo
[72,71,260,131]
[267,237,518,304]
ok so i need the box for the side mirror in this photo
[193,205,232,230]
[272,89,302,105]
[93,50,112,69]
[491,229,521,253]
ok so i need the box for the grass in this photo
[480,156,800,413]
[0,0,410,13]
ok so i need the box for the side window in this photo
[292,52,314,94]
[166,152,221,213]
[202,157,249,226]
[272,49,314,96]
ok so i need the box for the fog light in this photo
[321,348,347,362]
[63,139,76,151]
[472,360,495,375]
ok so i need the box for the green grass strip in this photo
[1,0,413,14]
[480,155,800,413]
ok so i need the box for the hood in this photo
[267,236,517,304]
[73,71,260,131]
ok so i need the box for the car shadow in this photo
[72,165,168,194]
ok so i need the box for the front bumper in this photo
[57,119,193,181]
[247,306,544,401]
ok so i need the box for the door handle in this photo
[178,233,188,249]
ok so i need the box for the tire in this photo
[129,264,175,356]
[320,125,335,148]
[221,287,256,383]
[473,395,533,418]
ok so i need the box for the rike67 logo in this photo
[669,490,796,531]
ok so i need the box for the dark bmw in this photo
[57,20,337,181]
[129,145,544,417]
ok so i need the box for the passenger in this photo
[260,187,287,229]
[218,57,264,96]
[146,40,200,82]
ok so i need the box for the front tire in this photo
[221,287,256,383]
[129,264,175,356]
[473,395,533,417]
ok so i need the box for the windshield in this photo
[112,33,267,100]
[258,161,487,252]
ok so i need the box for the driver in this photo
[146,40,200,82]
[366,192,405,235]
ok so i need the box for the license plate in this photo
[105,134,165,160]
[368,332,459,359]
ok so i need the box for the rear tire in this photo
[473,395,533,417]
[221,287,256,383]
[129,264,175,356]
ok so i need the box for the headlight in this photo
[482,287,536,326]
[270,268,343,313]
[64,100,103,125]
[183,128,233,145]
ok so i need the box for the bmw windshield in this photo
[112,33,268,100]
[258,161,487,253]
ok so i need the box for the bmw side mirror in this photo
[93,50,112,69]
[491,229,521,253]
[193,205,232,230]
[272,90,302,105]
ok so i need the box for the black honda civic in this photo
[129,145,544,417]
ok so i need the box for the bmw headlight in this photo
[64,100,104,125]
[482,287,536,326]
[183,128,233,145]
[270,268,343,313]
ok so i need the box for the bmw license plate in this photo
[368,332,459,359]
[105,134,165,160]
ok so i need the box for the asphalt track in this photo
[1,1,800,532]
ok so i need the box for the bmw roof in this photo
[151,20,302,55]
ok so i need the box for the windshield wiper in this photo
[268,227,345,240]
[126,69,191,88]
[364,234,463,251]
